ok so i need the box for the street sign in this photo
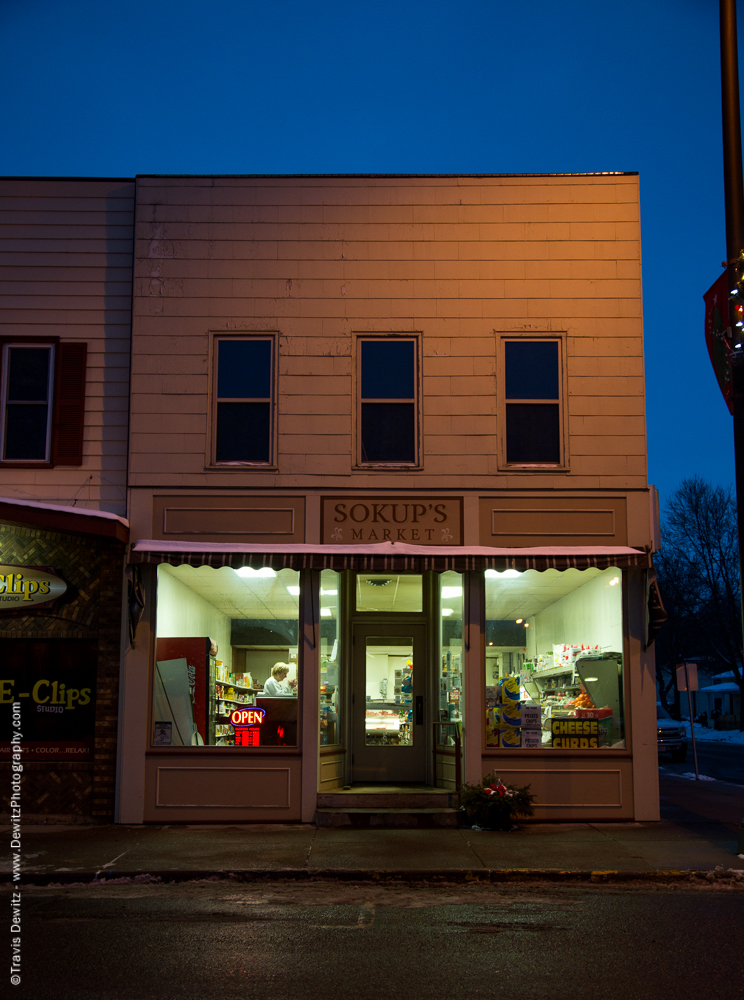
[676,662,699,691]
[703,271,734,415]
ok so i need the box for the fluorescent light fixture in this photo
[584,676,599,682]
[441,608,454,616]
[236,566,276,578]
[320,607,332,617]
[286,585,300,596]
[321,589,338,596]
[441,586,462,598]
[485,569,522,579]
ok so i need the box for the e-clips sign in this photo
[0,565,67,611]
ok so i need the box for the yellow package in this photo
[499,728,521,748]
[501,702,522,727]
[502,676,521,702]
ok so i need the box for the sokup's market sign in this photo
[0,565,67,610]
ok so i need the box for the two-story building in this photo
[0,178,133,820]
[117,172,661,826]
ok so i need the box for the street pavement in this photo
[6,879,744,1000]
[659,738,744,784]
[2,771,743,882]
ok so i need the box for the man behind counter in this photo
[261,662,297,697]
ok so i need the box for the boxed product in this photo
[499,728,522,748]
[500,702,522,728]
[521,728,542,748]
[553,644,601,669]
[499,676,521,703]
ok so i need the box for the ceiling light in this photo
[609,577,620,586]
[524,622,529,628]
[320,608,332,617]
[516,618,523,624]
[286,585,300,596]
[236,566,276,578]
[441,586,462,598]
[584,676,599,682]
[321,589,338,596]
[441,608,454,616]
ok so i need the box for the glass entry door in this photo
[352,622,428,783]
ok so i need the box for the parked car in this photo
[657,702,688,762]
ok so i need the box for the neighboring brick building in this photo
[0,179,133,821]
[119,174,661,826]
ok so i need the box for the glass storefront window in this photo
[153,564,300,747]
[485,566,624,750]
[439,571,463,727]
[320,570,341,746]
[356,573,423,612]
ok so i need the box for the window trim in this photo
[353,334,423,470]
[207,332,278,471]
[497,334,569,472]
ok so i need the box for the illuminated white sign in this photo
[0,564,67,610]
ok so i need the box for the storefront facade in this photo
[118,172,660,824]
[0,500,128,819]
[0,177,134,821]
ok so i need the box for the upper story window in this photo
[502,339,563,467]
[0,340,86,467]
[358,338,419,466]
[212,336,274,466]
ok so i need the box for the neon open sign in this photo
[229,708,266,727]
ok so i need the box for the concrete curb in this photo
[4,866,744,886]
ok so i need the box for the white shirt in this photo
[262,676,294,697]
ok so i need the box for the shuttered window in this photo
[0,340,87,466]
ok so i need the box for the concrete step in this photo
[317,790,457,810]
[315,807,460,829]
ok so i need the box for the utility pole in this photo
[720,0,744,662]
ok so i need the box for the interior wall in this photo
[156,565,233,669]
[530,569,623,658]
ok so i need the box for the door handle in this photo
[415,695,424,726]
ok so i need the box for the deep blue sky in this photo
[0,0,733,505]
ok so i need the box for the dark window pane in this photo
[506,403,560,463]
[218,340,271,399]
[7,347,51,402]
[505,341,559,400]
[361,341,415,399]
[215,402,271,463]
[361,402,415,462]
[4,404,49,460]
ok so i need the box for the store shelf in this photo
[529,666,579,680]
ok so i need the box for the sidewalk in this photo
[2,774,743,885]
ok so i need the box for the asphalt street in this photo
[659,738,744,784]
[5,880,744,1000]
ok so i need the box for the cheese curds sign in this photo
[0,564,67,610]
[551,718,601,749]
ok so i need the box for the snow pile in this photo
[683,722,744,745]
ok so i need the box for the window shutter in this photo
[53,342,87,465]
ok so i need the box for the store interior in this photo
[153,565,339,747]
[484,566,624,749]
